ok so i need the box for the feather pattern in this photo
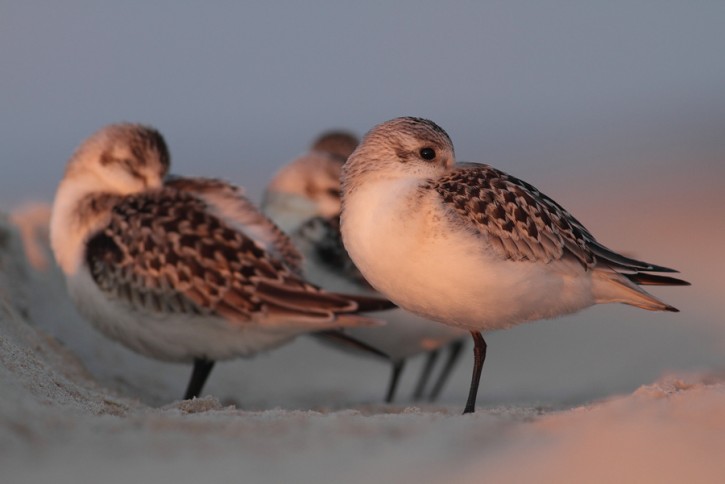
[85,186,383,326]
[431,163,681,275]
[166,176,304,273]
[293,216,371,288]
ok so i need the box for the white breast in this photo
[342,178,597,331]
[65,267,298,363]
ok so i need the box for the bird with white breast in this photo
[49,123,392,402]
[340,116,690,414]
[263,130,468,403]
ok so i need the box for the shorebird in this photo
[340,116,690,414]
[49,123,392,401]
[263,130,467,403]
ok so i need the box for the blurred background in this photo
[1,1,723,407]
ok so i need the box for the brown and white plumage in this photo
[261,132,356,232]
[263,130,468,403]
[340,116,689,413]
[49,123,390,398]
[430,163,686,311]
[85,185,380,330]
[292,216,370,290]
[432,163,681,272]
[310,130,359,162]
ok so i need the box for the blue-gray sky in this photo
[2,1,724,206]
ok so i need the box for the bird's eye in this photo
[419,148,436,161]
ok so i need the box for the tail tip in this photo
[664,305,680,313]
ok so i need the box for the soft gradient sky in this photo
[2,1,724,399]
[2,2,724,204]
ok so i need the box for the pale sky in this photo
[1,1,724,207]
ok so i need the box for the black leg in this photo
[428,339,465,402]
[412,350,440,401]
[463,332,487,414]
[384,360,406,403]
[184,358,215,400]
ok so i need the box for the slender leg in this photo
[463,332,487,414]
[428,339,465,402]
[184,358,215,400]
[412,350,440,401]
[385,360,406,403]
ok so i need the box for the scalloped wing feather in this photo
[85,188,380,328]
[432,164,595,268]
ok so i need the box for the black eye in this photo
[419,148,436,161]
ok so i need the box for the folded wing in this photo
[85,187,390,329]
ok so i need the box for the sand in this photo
[2,207,724,484]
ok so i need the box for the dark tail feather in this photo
[625,273,691,286]
[591,243,680,273]
[313,330,390,360]
[344,293,397,312]
[255,281,394,315]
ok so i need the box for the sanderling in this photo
[340,116,690,413]
[49,123,392,401]
[263,130,467,402]
[262,131,356,234]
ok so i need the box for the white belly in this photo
[66,268,297,363]
[342,180,596,331]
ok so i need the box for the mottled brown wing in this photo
[85,188,370,324]
[432,164,596,268]
[165,176,303,274]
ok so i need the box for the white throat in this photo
[49,173,114,275]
